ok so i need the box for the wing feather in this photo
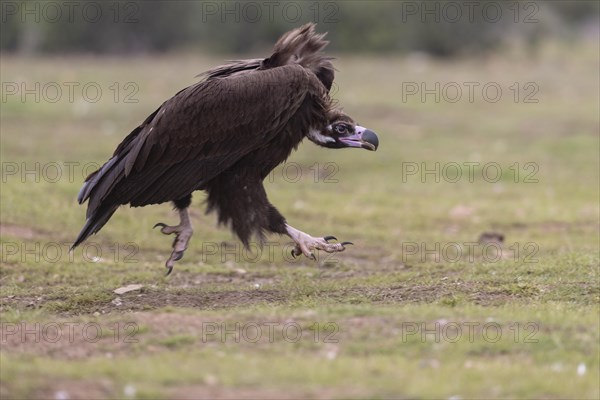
[82,64,320,215]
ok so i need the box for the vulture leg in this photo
[285,224,352,260]
[153,196,193,275]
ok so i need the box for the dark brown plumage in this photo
[73,24,379,273]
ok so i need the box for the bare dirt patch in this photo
[19,378,370,400]
[0,223,48,240]
[331,280,530,306]
[82,288,285,314]
[136,288,286,310]
[1,276,532,316]
[1,320,138,360]
[504,220,599,233]
[0,311,404,363]
[30,379,116,400]
[166,384,370,400]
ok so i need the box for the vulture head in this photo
[307,111,379,151]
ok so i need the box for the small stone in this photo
[114,284,143,295]
[54,391,69,400]
[325,348,338,360]
[577,362,586,376]
[551,362,563,372]
[204,374,218,386]
[124,384,136,398]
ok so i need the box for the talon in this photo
[155,208,193,275]
[291,246,302,259]
[286,225,353,262]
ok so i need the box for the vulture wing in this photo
[74,64,322,247]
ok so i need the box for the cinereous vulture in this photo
[73,24,379,274]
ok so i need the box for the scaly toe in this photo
[172,250,184,262]
[164,250,185,275]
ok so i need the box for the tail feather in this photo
[78,156,119,205]
[71,204,118,251]
[74,153,128,249]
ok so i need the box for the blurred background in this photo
[2,1,598,56]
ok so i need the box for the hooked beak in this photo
[337,126,379,151]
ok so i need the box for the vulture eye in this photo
[334,124,348,135]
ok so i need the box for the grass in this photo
[1,40,599,399]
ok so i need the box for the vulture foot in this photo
[286,225,352,260]
[153,208,193,275]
